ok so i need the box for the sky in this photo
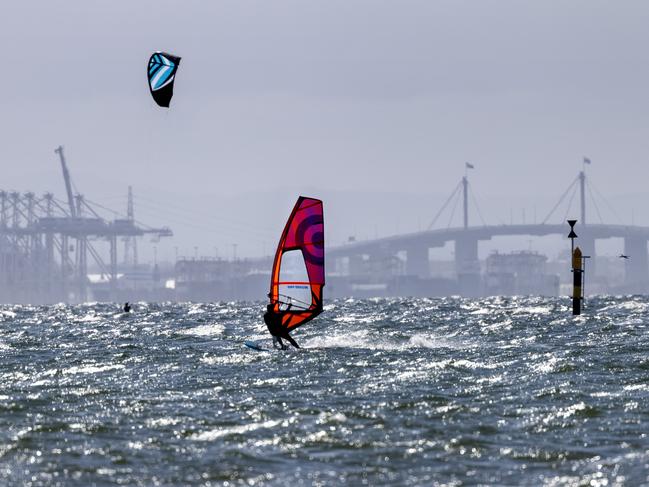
[2,1,649,262]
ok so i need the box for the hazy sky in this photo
[2,1,649,261]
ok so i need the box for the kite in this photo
[147,52,181,108]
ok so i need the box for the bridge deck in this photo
[329,224,649,256]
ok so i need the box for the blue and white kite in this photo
[147,52,181,108]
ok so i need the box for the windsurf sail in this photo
[147,52,181,107]
[269,196,324,331]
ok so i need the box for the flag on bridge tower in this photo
[466,162,475,169]
[583,157,591,165]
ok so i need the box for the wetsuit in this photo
[263,306,299,349]
[123,302,131,313]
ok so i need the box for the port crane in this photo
[54,146,77,218]
[0,145,176,302]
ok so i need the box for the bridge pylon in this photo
[579,169,588,225]
[462,175,468,229]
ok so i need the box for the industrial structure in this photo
[328,168,649,297]
[167,166,649,301]
[1,153,647,303]
[484,250,559,296]
[0,146,172,304]
[174,257,269,302]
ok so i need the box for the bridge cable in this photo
[561,181,579,223]
[542,174,579,224]
[427,180,462,230]
[586,181,604,224]
[587,179,624,224]
[446,186,462,229]
[468,182,488,227]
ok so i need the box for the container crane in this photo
[54,146,76,218]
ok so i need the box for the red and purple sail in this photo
[269,196,324,331]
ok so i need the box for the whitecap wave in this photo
[63,364,125,375]
[179,324,224,337]
[190,420,281,441]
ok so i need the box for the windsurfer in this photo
[263,304,300,350]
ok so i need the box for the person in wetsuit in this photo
[263,303,299,350]
[123,302,131,313]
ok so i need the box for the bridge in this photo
[329,167,649,295]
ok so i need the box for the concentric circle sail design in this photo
[269,197,325,331]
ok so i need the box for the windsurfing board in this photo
[244,340,268,352]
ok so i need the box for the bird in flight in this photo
[619,254,630,259]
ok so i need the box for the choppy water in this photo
[1,296,649,486]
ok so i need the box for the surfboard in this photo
[244,340,268,352]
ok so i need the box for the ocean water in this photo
[0,296,648,486]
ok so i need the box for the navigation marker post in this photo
[581,252,591,308]
[567,220,581,315]
[572,247,583,315]
[567,220,590,315]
